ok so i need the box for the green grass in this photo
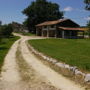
[0,36,20,72]
[29,39,90,72]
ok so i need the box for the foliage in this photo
[0,21,2,26]
[87,20,90,27]
[22,0,64,33]
[0,27,3,43]
[86,20,90,38]
[0,24,13,38]
[11,22,23,32]
[84,0,90,10]
[29,39,90,71]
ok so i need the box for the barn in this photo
[36,19,85,39]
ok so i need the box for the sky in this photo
[0,0,90,26]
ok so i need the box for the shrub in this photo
[0,27,2,43]
[0,24,13,38]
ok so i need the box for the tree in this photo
[11,22,23,32]
[0,24,13,38]
[0,21,2,43]
[84,0,90,38]
[87,20,90,38]
[0,24,13,43]
[84,0,90,10]
[0,28,2,43]
[22,0,63,33]
[0,21,2,26]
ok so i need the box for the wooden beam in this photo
[62,30,65,38]
[69,31,72,39]
[47,26,49,37]
[55,26,57,38]
[36,28,38,36]
[83,31,85,38]
[42,30,43,37]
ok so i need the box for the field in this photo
[29,39,90,72]
[0,36,19,71]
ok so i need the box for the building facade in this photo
[36,19,85,39]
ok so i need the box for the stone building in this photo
[36,19,85,39]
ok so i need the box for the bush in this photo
[0,37,2,43]
[0,27,2,43]
[0,24,13,38]
[0,37,1,42]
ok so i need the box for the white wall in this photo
[42,25,56,30]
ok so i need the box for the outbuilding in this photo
[36,19,85,39]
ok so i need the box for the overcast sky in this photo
[0,0,90,26]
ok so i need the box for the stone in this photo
[55,63,65,68]
[46,57,50,61]
[42,56,47,60]
[50,58,57,64]
[34,51,38,54]
[39,53,43,56]
[69,66,77,73]
[38,53,41,55]
[64,65,70,69]
[75,69,83,75]
[84,74,90,82]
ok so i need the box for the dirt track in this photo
[0,34,85,90]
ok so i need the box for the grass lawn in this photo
[0,36,20,72]
[29,39,90,72]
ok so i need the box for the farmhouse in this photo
[36,19,85,39]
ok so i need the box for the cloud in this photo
[85,17,90,20]
[63,7,88,12]
[64,6,73,12]
[75,9,88,12]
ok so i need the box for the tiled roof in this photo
[59,27,87,31]
[36,19,68,26]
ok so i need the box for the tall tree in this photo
[0,28,2,43]
[87,21,90,27]
[0,21,2,42]
[0,21,2,26]
[84,0,90,10]
[84,0,90,38]
[22,0,63,33]
[87,20,90,38]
